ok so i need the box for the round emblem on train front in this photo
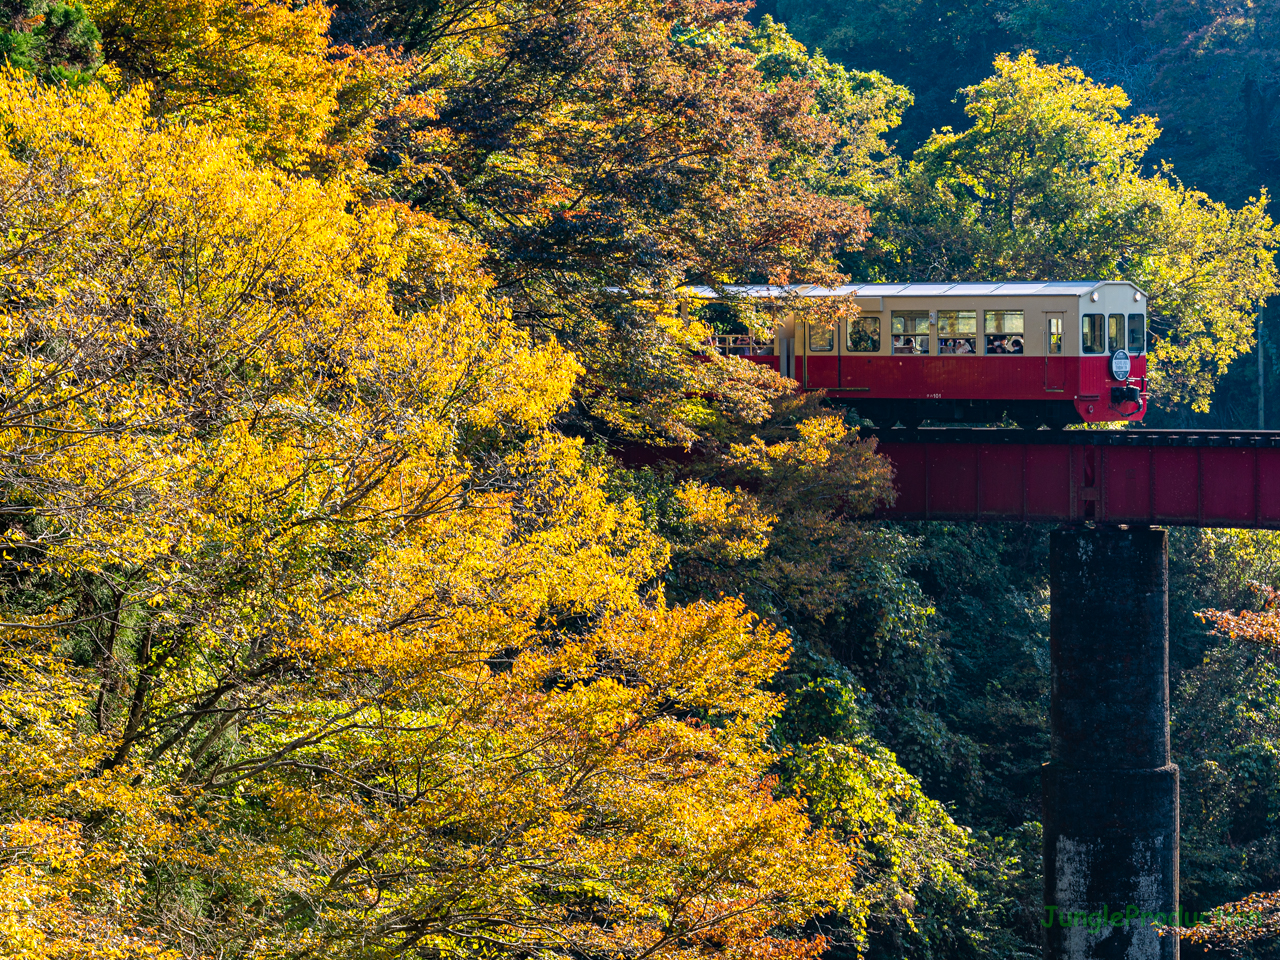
[1110,349,1131,380]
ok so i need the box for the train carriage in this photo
[692,281,1148,428]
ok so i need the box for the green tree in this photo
[1146,0,1280,207]
[0,0,99,83]
[774,0,1013,155]
[1166,533,1280,955]
[772,0,1280,211]
[862,53,1279,412]
[1008,0,1280,208]
[745,16,913,205]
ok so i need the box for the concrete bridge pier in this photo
[1044,526,1179,960]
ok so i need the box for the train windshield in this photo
[1128,314,1145,354]
[1108,314,1126,352]
[1082,314,1105,354]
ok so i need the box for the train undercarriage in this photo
[842,398,1088,430]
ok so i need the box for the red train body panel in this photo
[795,354,1147,418]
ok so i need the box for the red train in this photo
[694,281,1148,428]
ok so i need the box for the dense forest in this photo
[761,0,1280,429]
[1,0,1280,959]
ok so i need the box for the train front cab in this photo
[781,282,1148,427]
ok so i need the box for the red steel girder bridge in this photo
[870,427,1280,528]
[864,425,1280,960]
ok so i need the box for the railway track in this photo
[865,426,1280,447]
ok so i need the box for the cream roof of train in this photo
[681,281,1145,298]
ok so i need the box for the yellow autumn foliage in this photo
[88,0,422,171]
[0,71,852,959]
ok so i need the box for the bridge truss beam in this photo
[871,428,1280,528]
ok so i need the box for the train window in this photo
[891,311,930,354]
[1128,314,1145,354]
[808,323,835,352]
[984,310,1024,354]
[1048,315,1063,354]
[847,316,881,353]
[1108,314,1126,352]
[1082,313,1105,354]
[938,310,977,354]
